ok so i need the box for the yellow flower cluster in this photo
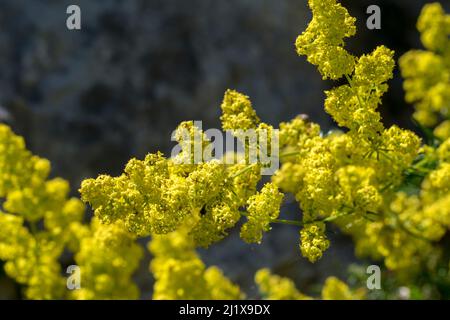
[296,0,396,141]
[0,124,85,299]
[321,277,366,300]
[0,125,50,197]
[172,120,210,164]
[80,105,274,247]
[299,222,330,263]
[417,3,449,54]
[330,136,450,274]
[70,219,143,299]
[275,120,422,263]
[1,124,145,300]
[399,3,450,132]
[0,213,66,299]
[325,45,394,138]
[295,0,356,80]
[344,149,450,273]
[255,268,311,300]
[149,226,243,300]
[274,0,450,273]
[255,269,365,300]
[220,89,260,131]
[240,183,284,244]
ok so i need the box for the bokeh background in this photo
[0,0,448,299]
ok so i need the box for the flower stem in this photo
[345,74,364,108]
[242,210,354,228]
[230,163,257,178]
[280,151,301,158]
[271,218,303,227]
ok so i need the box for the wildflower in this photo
[240,183,284,244]
[220,89,260,131]
[299,222,330,262]
[295,0,356,80]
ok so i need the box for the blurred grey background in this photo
[0,0,446,299]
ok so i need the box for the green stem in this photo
[271,218,303,227]
[411,118,436,145]
[240,210,353,228]
[413,157,430,168]
[345,74,364,108]
[230,163,257,178]
[272,211,351,227]
[240,210,304,227]
[406,167,432,176]
[28,221,41,262]
[320,211,353,223]
[380,182,393,193]
[280,151,301,159]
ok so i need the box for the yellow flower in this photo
[322,277,366,300]
[240,183,284,244]
[220,89,260,131]
[399,3,450,129]
[299,222,330,262]
[417,3,450,52]
[295,0,356,80]
[149,227,243,300]
[255,268,311,300]
[71,219,143,300]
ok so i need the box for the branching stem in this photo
[345,74,364,108]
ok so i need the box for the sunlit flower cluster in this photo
[399,3,450,132]
[0,0,449,301]
[255,269,365,300]
[149,225,243,300]
[0,124,85,299]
